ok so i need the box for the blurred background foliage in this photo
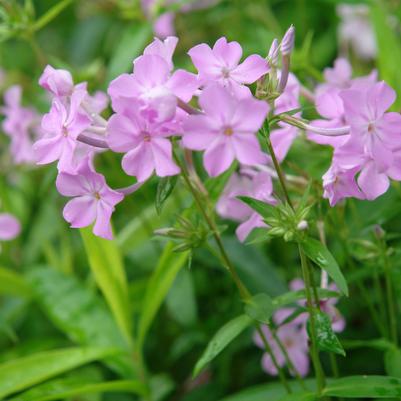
[1,0,401,400]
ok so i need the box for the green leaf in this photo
[311,311,345,356]
[279,392,316,401]
[80,228,132,346]
[301,237,348,296]
[156,176,178,215]
[26,267,135,378]
[0,347,117,399]
[32,0,75,32]
[107,22,152,82]
[137,242,189,349]
[273,288,340,308]
[244,293,274,324]
[385,348,401,378]
[324,375,401,398]
[0,267,32,298]
[8,379,145,401]
[237,196,277,218]
[341,338,393,351]
[193,314,252,377]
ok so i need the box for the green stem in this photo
[174,152,292,393]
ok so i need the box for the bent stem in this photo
[174,152,292,394]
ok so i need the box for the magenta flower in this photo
[0,213,21,241]
[183,84,268,177]
[340,81,401,171]
[56,158,124,239]
[108,54,198,122]
[107,106,180,182]
[254,323,309,377]
[188,37,268,97]
[216,168,275,242]
[34,89,91,171]
[39,65,74,97]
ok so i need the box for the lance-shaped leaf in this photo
[244,293,275,324]
[193,314,252,377]
[301,237,348,296]
[237,196,277,218]
[156,176,178,215]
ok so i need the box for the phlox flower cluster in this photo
[253,279,345,377]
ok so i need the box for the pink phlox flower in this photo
[34,88,91,172]
[142,36,179,71]
[216,167,275,242]
[183,84,269,177]
[0,213,21,241]
[1,85,41,164]
[108,53,198,122]
[56,158,124,239]
[39,65,74,97]
[253,323,309,377]
[188,37,268,98]
[107,105,180,182]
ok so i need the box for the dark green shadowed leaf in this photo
[156,175,178,215]
[193,314,252,377]
[244,293,274,324]
[0,347,118,399]
[310,311,345,357]
[301,237,348,296]
[385,348,401,378]
[8,379,146,401]
[324,375,401,398]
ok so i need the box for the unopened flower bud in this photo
[280,25,295,56]
[267,38,279,67]
[373,224,385,239]
[297,220,308,231]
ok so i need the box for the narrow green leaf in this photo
[107,23,152,82]
[193,314,252,377]
[80,228,132,346]
[341,338,393,351]
[32,0,75,32]
[156,176,178,215]
[273,288,340,308]
[137,242,189,349]
[279,392,316,401]
[301,237,348,296]
[0,347,117,399]
[27,267,135,378]
[237,196,277,218]
[311,311,345,356]
[0,267,32,298]
[244,293,274,324]
[9,379,145,401]
[324,375,401,398]
[385,348,401,378]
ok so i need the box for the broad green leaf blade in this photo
[244,293,274,324]
[137,242,189,349]
[385,348,401,378]
[273,288,339,308]
[193,314,252,377]
[312,311,345,356]
[279,392,316,401]
[324,375,401,398]
[156,176,178,215]
[237,196,276,218]
[0,267,32,298]
[80,228,132,346]
[107,23,152,82]
[9,379,146,401]
[0,347,117,399]
[26,267,135,378]
[301,237,348,296]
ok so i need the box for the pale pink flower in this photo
[142,36,179,71]
[34,89,91,172]
[183,84,268,177]
[39,65,74,97]
[0,213,21,241]
[107,105,180,182]
[188,37,268,97]
[56,158,124,239]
